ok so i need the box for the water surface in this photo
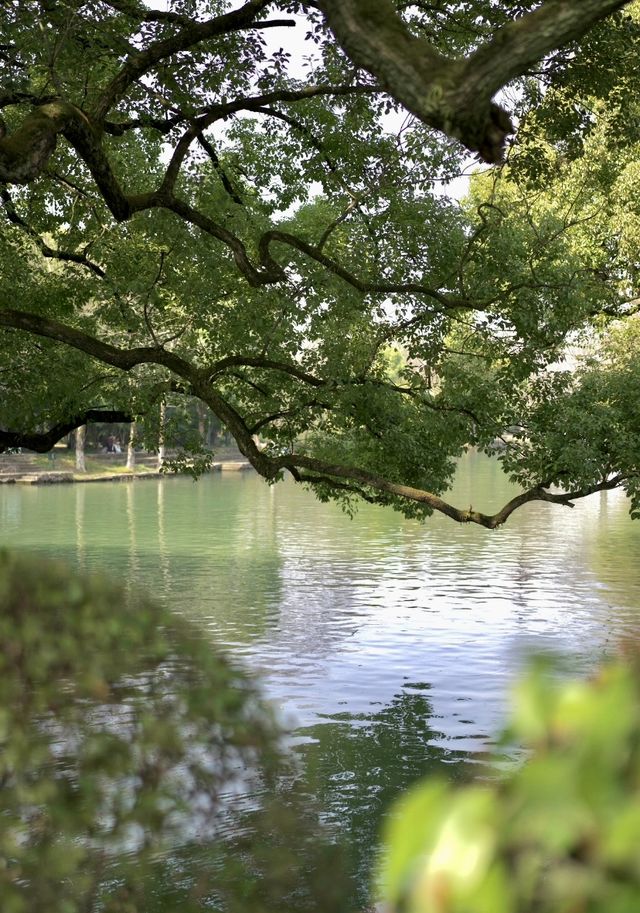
[3,452,640,900]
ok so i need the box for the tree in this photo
[0,0,639,527]
[75,422,86,471]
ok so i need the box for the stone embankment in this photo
[0,451,252,485]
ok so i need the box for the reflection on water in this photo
[0,553,352,913]
[299,681,473,891]
[2,451,640,903]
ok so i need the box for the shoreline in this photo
[0,460,253,486]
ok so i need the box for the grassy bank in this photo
[0,446,249,483]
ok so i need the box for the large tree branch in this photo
[0,82,368,224]
[0,7,297,192]
[460,0,630,103]
[205,356,481,429]
[164,196,285,285]
[0,309,273,474]
[0,307,627,524]
[0,101,75,184]
[103,113,184,136]
[0,409,133,454]
[291,470,384,505]
[0,101,141,220]
[0,308,193,379]
[260,229,473,307]
[0,102,466,298]
[103,83,374,138]
[275,453,625,528]
[104,0,293,30]
[315,0,631,162]
[158,83,374,196]
[0,0,629,200]
[207,355,324,387]
[169,204,470,303]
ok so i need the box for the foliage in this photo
[380,654,640,913]
[0,1,638,526]
[0,552,353,913]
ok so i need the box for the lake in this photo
[2,450,640,905]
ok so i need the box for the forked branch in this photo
[315,0,631,162]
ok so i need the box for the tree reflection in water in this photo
[0,552,354,913]
[299,684,477,906]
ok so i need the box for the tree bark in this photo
[75,425,86,473]
[0,102,76,183]
[315,0,631,162]
[126,421,136,471]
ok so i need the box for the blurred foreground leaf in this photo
[380,656,640,913]
[0,551,352,913]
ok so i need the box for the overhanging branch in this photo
[0,309,628,527]
[0,308,193,379]
[276,453,626,528]
[315,0,631,162]
[0,409,132,453]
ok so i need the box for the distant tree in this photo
[75,423,86,471]
[126,419,136,469]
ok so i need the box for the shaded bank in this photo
[0,450,252,484]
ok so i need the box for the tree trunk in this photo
[158,400,166,469]
[197,401,207,443]
[75,425,86,473]
[126,421,136,471]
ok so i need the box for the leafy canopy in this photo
[0,0,640,525]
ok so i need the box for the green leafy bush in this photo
[380,657,640,913]
[0,552,351,913]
